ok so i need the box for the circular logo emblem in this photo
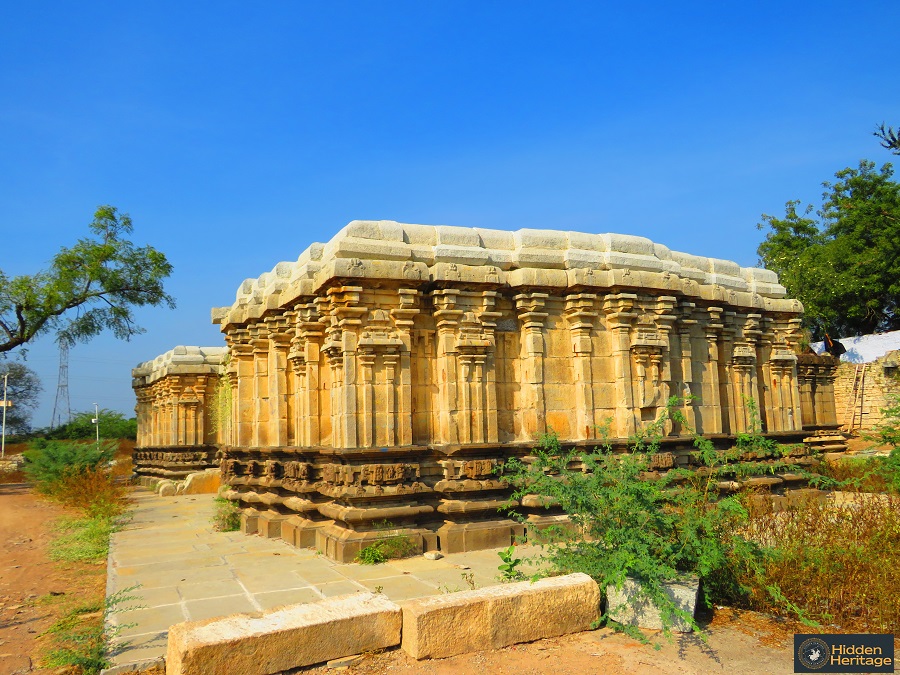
[798,637,830,670]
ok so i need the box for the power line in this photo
[50,342,71,429]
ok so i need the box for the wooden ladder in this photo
[844,363,867,431]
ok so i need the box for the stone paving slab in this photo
[107,488,542,669]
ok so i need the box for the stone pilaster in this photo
[514,292,549,439]
[391,288,421,446]
[249,323,270,447]
[677,302,698,432]
[603,293,637,438]
[433,289,463,444]
[704,307,724,434]
[564,293,598,440]
[266,315,292,447]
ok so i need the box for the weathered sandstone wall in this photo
[199,221,839,561]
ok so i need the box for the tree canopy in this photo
[875,123,900,155]
[0,361,42,435]
[0,206,175,354]
[45,408,137,441]
[757,160,900,341]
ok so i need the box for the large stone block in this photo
[605,575,699,632]
[183,468,221,494]
[435,520,524,554]
[400,573,599,659]
[166,593,401,675]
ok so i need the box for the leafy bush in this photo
[817,395,900,495]
[868,393,900,449]
[506,426,747,632]
[819,453,900,495]
[503,398,809,634]
[24,439,115,490]
[211,496,241,532]
[25,438,127,521]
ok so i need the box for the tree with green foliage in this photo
[47,409,137,441]
[0,360,42,434]
[757,160,900,340]
[875,123,900,155]
[0,205,175,354]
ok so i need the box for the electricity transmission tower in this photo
[51,342,71,429]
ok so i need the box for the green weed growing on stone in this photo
[40,586,142,675]
[355,521,417,564]
[211,495,242,531]
[497,544,525,581]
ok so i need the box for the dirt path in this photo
[0,482,104,675]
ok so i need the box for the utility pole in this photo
[93,402,100,451]
[51,342,71,429]
[1,373,8,460]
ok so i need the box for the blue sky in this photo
[1,2,898,428]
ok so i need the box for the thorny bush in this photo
[502,397,836,636]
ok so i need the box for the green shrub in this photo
[868,393,900,449]
[503,397,806,635]
[211,496,241,532]
[23,440,116,491]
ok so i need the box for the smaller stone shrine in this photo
[132,346,227,479]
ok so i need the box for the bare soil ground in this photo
[0,479,106,675]
[297,606,801,675]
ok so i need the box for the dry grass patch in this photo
[738,492,900,632]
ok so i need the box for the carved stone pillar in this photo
[514,292,549,439]
[433,289,463,444]
[249,323,270,447]
[391,288,421,447]
[382,353,399,446]
[479,291,501,443]
[704,307,724,434]
[678,302,697,433]
[266,315,292,447]
[603,293,637,438]
[731,343,756,433]
[768,342,798,432]
[564,293,598,440]
[720,313,738,435]
[323,286,365,448]
[228,329,254,447]
[291,302,322,447]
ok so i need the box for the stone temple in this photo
[133,221,840,561]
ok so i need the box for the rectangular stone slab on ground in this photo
[400,572,600,659]
[605,575,699,632]
[165,592,401,675]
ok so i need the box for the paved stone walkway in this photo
[107,488,536,669]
